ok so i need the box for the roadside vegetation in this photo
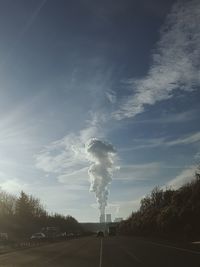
[0,190,82,240]
[119,167,200,241]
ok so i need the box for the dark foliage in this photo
[119,169,200,241]
[0,190,82,239]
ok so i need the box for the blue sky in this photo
[0,0,200,222]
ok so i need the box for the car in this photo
[96,231,104,237]
[30,233,46,241]
[0,233,9,245]
[0,233,8,241]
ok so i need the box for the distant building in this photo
[100,214,105,223]
[114,217,123,223]
[106,214,112,223]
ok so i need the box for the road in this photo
[0,236,199,267]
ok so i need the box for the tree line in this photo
[119,168,200,241]
[0,190,82,240]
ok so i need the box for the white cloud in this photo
[115,199,141,216]
[107,199,141,219]
[194,152,200,161]
[166,132,200,146]
[114,0,200,119]
[0,171,27,194]
[166,165,196,189]
[28,184,84,215]
[114,162,161,181]
[90,198,141,219]
[57,167,89,184]
[35,114,106,186]
[121,131,200,151]
[106,90,117,104]
[35,125,99,173]
[130,109,197,124]
[120,138,166,151]
[0,179,26,194]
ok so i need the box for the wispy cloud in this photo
[0,171,27,194]
[57,167,88,185]
[166,132,200,146]
[1,0,47,68]
[166,165,196,189]
[115,162,161,181]
[194,152,200,161]
[114,0,200,119]
[35,115,105,184]
[90,198,141,218]
[130,109,198,124]
[121,131,200,151]
[106,199,141,219]
[35,128,93,174]
[106,89,117,104]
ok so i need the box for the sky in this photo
[0,0,200,222]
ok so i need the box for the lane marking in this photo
[0,237,92,264]
[124,250,142,264]
[0,240,74,259]
[44,238,92,264]
[99,238,103,267]
[119,246,143,265]
[144,240,200,255]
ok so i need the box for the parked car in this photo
[0,233,8,241]
[41,227,59,239]
[30,233,46,241]
[67,233,75,238]
[0,233,9,245]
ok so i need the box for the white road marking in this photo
[145,240,200,255]
[119,246,143,265]
[99,238,103,267]
[124,250,142,264]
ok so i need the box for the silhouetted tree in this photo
[0,189,82,239]
[119,166,200,241]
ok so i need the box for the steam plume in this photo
[86,138,116,216]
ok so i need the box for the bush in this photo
[119,167,200,241]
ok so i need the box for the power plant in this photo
[106,214,112,223]
[99,213,112,223]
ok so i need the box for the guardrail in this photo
[0,235,84,254]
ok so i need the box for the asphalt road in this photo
[0,236,199,267]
